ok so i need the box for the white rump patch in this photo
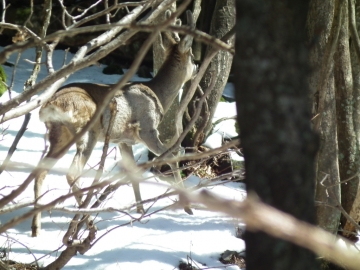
[39,105,73,123]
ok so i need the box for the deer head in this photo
[146,10,197,112]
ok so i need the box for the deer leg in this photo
[66,130,99,205]
[32,124,73,237]
[140,129,193,215]
[119,143,144,214]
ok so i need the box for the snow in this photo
[203,101,238,149]
[222,82,235,101]
[0,47,245,269]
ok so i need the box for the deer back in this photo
[99,83,165,144]
[39,10,197,145]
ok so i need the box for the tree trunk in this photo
[342,0,360,236]
[234,1,319,269]
[308,0,341,234]
[185,0,235,147]
[192,0,216,62]
[334,0,360,235]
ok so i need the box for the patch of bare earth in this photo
[220,250,246,269]
[0,260,38,270]
[182,145,244,180]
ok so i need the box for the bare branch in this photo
[0,113,31,174]
[0,0,52,180]
[0,3,147,120]
[0,0,10,34]
[0,0,183,121]
[3,140,239,178]
[0,200,34,214]
[0,23,41,43]
[0,0,169,64]
[23,0,34,28]
[141,138,240,169]
[62,1,149,29]
[0,21,233,65]
[323,177,360,232]
[192,0,202,22]
[3,0,193,208]
[7,52,21,99]
[169,27,235,148]
[0,234,39,269]
[104,0,110,24]
[170,50,218,145]
[184,191,360,270]
[0,176,119,233]
[207,116,237,138]
[72,0,103,21]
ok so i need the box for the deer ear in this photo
[179,10,195,53]
[163,9,180,44]
[165,10,171,19]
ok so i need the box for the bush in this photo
[0,65,7,97]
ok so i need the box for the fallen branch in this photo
[183,190,360,270]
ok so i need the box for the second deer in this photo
[31,10,197,237]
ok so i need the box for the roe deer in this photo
[31,10,197,237]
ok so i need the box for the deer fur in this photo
[31,10,197,237]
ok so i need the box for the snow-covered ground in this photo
[0,47,245,269]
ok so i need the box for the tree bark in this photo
[340,0,360,236]
[308,0,341,234]
[185,0,235,147]
[333,0,360,235]
[234,1,319,269]
[192,0,216,62]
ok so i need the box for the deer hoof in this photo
[31,226,40,237]
[184,206,193,215]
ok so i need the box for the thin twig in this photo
[2,0,192,209]
[169,26,236,148]
[104,0,110,24]
[0,113,31,175]
[183,191,360,270]
[0,0,10,35]
[7,52,21,99]
[0,0,180,120]
[72,0,103,21]
[0,21,234,65]
[0,200,34,214]
[69,1,149,29]
[0,234,39,269]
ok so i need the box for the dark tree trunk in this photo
[234,1,319,270]
[308,0,341,234]
[335,0,360,235]
[192,0,216,62]
[196,0,235,135]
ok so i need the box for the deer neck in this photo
[145,52,187,113]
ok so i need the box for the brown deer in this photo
[31,10,197,237]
